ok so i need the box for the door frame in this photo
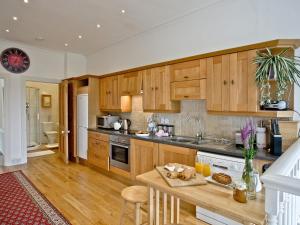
[22,76,61,158]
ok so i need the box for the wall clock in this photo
[0,48,30,73]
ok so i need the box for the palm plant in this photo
[254,48,300,106]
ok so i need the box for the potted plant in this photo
[254,48,300,109]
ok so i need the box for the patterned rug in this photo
[0,170,71,225]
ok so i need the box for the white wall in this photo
[0,39,87,166]
[87,0,300,74]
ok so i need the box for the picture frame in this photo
[41,94,52,108]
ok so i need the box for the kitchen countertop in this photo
[88,128,278,161]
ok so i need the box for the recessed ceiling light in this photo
[64,43,69,47]
[13,16,18,21]
[121,9,126,14]
[24,0,29,3]
[78,35,82,39]
[96,24,101,28]
[35,36,45,41]
[5,29,10,33]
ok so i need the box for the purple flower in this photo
[241,119,256,150]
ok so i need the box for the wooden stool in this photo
[120,186,148,225]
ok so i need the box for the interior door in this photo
[59,80,69,164]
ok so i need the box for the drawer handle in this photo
[155,87,158,90]
[231,80,234,85]
[184,76,189,79]
[184,96,189,98]
[223,80,227,85]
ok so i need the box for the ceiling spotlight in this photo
[35,36,44,41]
[64,43,69,47]
[121,9,126,14]
[13,16,18,21]
[5,29,10,33]
[24,0,29,3]
[78,35,82,39]
[96,24,101,28]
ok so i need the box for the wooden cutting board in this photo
[156,165,207,187]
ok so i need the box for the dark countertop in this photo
[88,128,278,161]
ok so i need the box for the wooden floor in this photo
[0,153,208,225]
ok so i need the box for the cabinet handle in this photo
[231,80,234,85]
[151,87,154,90]
[184,76,189,79]
[155,87,158,90]
[184,96,189,98]
[223,80,227,85]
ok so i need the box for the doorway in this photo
[25,81,59,158]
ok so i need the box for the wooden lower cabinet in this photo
[158,144,196,167]
[130,139,158,179]
[88,132,110,171]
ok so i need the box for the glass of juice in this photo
[202,163,211,177]
[195,155,203,174]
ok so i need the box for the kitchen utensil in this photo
[113,121,122,130]
[121,119,131,130]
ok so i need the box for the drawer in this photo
[170,60,200,82]
[88,131,109,142]
[171,79,206,100]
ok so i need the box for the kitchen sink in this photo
[170,137,195,143]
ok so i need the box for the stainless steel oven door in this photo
[110,142,130,171]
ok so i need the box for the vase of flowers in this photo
[241,119,257,200]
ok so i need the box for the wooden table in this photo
[136,170,266,225]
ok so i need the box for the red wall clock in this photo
[0,48,30,73]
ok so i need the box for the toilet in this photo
[41,122,58,148]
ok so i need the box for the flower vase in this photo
[242,159,256,200]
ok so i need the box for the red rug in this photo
[0,170,71,225]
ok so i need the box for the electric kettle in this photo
[121,119,131,130]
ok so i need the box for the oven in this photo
[110,135,130,171]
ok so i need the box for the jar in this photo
[256,127,266,149]
[233,181,247,203]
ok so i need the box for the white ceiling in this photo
[0,0,222,55]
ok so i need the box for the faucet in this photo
[196,132,203,142]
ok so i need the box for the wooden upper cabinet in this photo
[142,66,180,112]
[171,79,206,100]
[158,144,196,167]
[109,76,120,110]
[207,50,258,112]
[141,69,156,111]
[130,139,158,179]
[207,56,224,111]
[119,71,142,96]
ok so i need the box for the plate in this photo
[205,176,234,189]
[135,133,150,137]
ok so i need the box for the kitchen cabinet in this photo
[158,144,196,167]
[130,139,158,179]
[171,79,206,100]
[119,71,141,96]
[87,132,110,170]
[170,59,207,100]
[206,50,258,112]
[99,76,131,112]
[142,66,180,112]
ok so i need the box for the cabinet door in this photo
[119,72,141,96]
[207,56,223,111]
[170,60,200,82]
[88,137,109,170]
[130,139,158,179]
[171,79,206,100]
[229,52,248,111]
[154,66,172,111]
[158,144,196,167]
[109,76,120,110]
[99,78,108,110]
[142,69,156,111]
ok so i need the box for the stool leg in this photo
[120,200,127,225]
[135,203,141,225]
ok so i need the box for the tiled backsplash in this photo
[117,96,262,140]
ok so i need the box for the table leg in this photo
[148,186,154,225]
